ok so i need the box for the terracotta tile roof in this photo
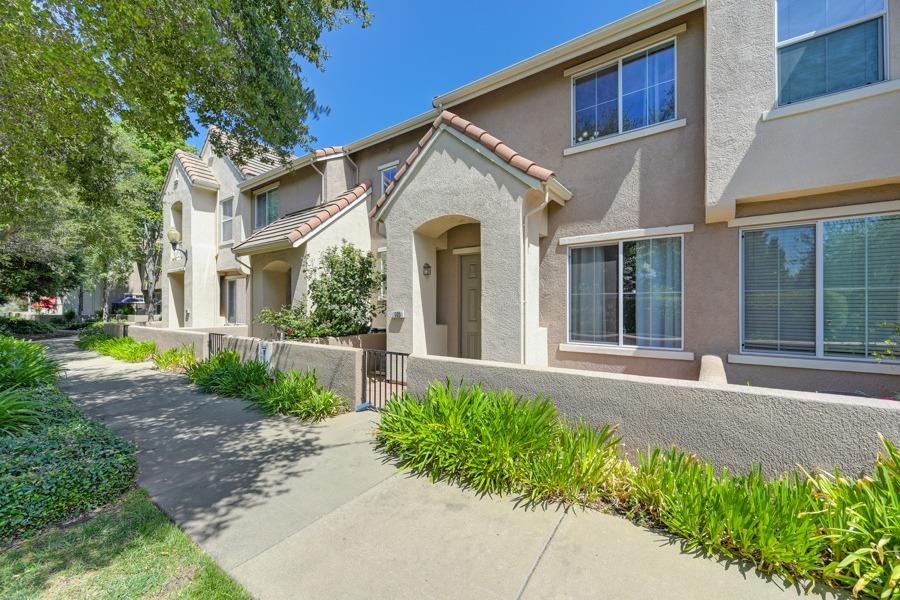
[207,125,291,178]
[174,150,218,188]
[313,146,344,159]
[370,110,554,217]
[233,182,371,254]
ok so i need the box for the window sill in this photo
[559,343,694,361]
[563,118,687,156]
[762,79,900,122]
[728,353,900,375]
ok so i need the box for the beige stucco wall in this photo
[381,129,550,364]
[705,0,900,222]
[409,354,900,476]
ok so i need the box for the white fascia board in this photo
[563,23,687,78]
[237,154,314,191]
[291,187,372,248]
[232,238,291,257]
[344,109,439,154]
[559,224,694,246]
[433,0,704,109]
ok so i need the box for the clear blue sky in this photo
[189,0,659,151]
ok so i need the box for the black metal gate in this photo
[362,349,408,410]
[208,333,226,356]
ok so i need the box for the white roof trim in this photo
[374,124,567,221]
[345,109,439,155]
[562,23,686,78]
[433,0,704,109]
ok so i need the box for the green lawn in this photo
[1,489,251,600]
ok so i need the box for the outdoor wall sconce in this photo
[422,262,432,277]
[167,228,188,260]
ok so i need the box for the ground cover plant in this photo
[245,369,346,422]
[0,335,60,388]
[377,382,900,599]
[153,345,197,373]
[77,334,156,363]
[0,488,252,600]
[0,316,56,336]
[0,386,136,542]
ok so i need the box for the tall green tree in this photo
[0,0,370,233]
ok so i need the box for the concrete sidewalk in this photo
[47,339,843,600]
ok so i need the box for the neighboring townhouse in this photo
[159,0,900,396]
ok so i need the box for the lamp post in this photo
[167,228,187,260]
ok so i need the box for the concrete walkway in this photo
[46,339,843,600]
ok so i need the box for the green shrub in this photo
[77,334,155,363]
[245,369,346,421]
[0,387,42,436]
[377,382,627,498]
[0,388,136,542]
[186,351,269,397]
[377,383,900,599]
[0,317,56,336]
[0,335,60,388]
[153,345,197,373]
[813,436,900,598]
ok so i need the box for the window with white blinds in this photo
[741,213,900,360]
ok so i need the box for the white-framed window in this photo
[567,235,683,349]
[220,197,233,244]
[571,40,676,146]
[219,276,239,324]
[378,161,399,195]
[777,0,887,106]
[740,212,900,361]
[254,187,278,230]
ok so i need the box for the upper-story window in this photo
[254,187,278,230]
[220,197,233,244]
[378,161,399,195]
[572,41,676,146]
[777,0,886,105]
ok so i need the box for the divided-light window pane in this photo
[777,0,884,42]
[572,41,675,145]
[569,245,618,344]
[742,226,816,354]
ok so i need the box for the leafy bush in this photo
[245,369,346,421]
[78,334,155,363]
[0,387,42,436]
[0,335,60,388]
[377,382,628,498]
[186,351,270,397]
[153,345,196,373]
[257,242,383,338]
[0,317,56,336]
[378,383,900,599]
[0,387,136,542]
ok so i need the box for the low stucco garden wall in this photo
[408,354,900,476]
[300,332,386,350]
[102,323,128,338]
[129,326,209,360]
[269,340,363,408]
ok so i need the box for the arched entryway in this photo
[413,216,483,359]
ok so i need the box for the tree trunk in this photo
[101,278,110,321]
[77,286,84,319]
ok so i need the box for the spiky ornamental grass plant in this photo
[185,351,270,398]
[0,387,42,436]
[244,369,346,422]
[377,382,900,599]
[152,345,197,373]
[0,335,60,388]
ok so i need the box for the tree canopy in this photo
[0,0,369,232]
